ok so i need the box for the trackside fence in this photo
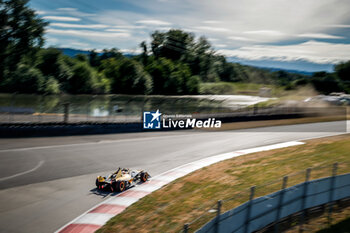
[182,163,350,233]
[0,95,347,125]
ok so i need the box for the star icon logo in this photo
[143,110,162,129]
[150,109,162,122]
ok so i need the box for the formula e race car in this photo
[95,168,150,192]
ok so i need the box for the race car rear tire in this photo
[111,182,117,192]
[95,178,100,188]
[116,181,126,192]
[140,172,148,182]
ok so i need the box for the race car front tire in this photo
[140,172,148,182]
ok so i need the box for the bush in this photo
[199,82,235,94]
[4,64,44,93]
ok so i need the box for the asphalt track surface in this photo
[0,121,348,233]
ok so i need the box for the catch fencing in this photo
[0,93,239,124]
[0,102,142,124]
[0,101,346,125]
[183,163,350,233]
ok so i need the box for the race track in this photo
[0,121,348,233]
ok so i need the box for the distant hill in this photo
[57,48,134,58]
[57,48,92,57]
[227,57,333,73]
[259,67,313,76]
[57,48,321,75]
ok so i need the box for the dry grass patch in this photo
[97,134,350,233]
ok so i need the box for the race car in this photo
[95,167,150,192]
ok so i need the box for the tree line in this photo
[0,0,349,95]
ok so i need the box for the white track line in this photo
[0,160,44,182]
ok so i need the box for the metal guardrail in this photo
[187,163,350,233]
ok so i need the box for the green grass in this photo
[97,134,350,233]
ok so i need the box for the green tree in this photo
[100,57,120,81]
[75,54,88,62]
[100,48,123,61]
[151,31,166,58]
[151,30,194,61]
[139,41,148,66]
[36,48,73,91]
[4,64,44,93]
[185,36,212,78]
[116,60,152,94]
[89,50,101,67]
[187,75,200,94]
[67,62,98,94]
[0,0,48,82]
[146,57,174,94]
[310,72,343,94]
[146,58,197,95]
[335,61,350,82]
[171,63,192,94]
[95,72,111,94]
[335,61,350,92]
[43,76,60,94]
[103,58,152,94]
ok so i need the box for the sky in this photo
[30,0,350,72]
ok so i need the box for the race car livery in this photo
[95,167,150,192]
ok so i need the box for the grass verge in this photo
[97,134,350,233]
